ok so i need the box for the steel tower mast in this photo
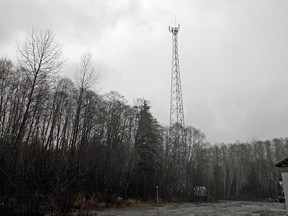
[169,24,185,128]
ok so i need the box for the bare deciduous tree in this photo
[71,52,97,149]
[15,28,64,144]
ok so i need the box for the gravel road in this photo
[95,201,286,216]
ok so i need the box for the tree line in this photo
[0,28,286,215]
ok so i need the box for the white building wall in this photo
[281,172,288,215]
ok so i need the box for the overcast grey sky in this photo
[1,0,288,144]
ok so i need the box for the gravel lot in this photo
[95,201,286,216]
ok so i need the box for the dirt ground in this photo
[95,201,287,216]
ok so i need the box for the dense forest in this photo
[0,28,287,215]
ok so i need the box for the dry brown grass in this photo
[122,199,140,207]
[75,194,168,211]
[74,193,99,210]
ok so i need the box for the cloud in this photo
[0,0,142,56]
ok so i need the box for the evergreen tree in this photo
[134,101,161,199]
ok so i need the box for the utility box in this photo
[275,157,288,215]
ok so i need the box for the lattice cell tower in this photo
[169,24,185,128]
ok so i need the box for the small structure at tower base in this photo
[275,157,288,215]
